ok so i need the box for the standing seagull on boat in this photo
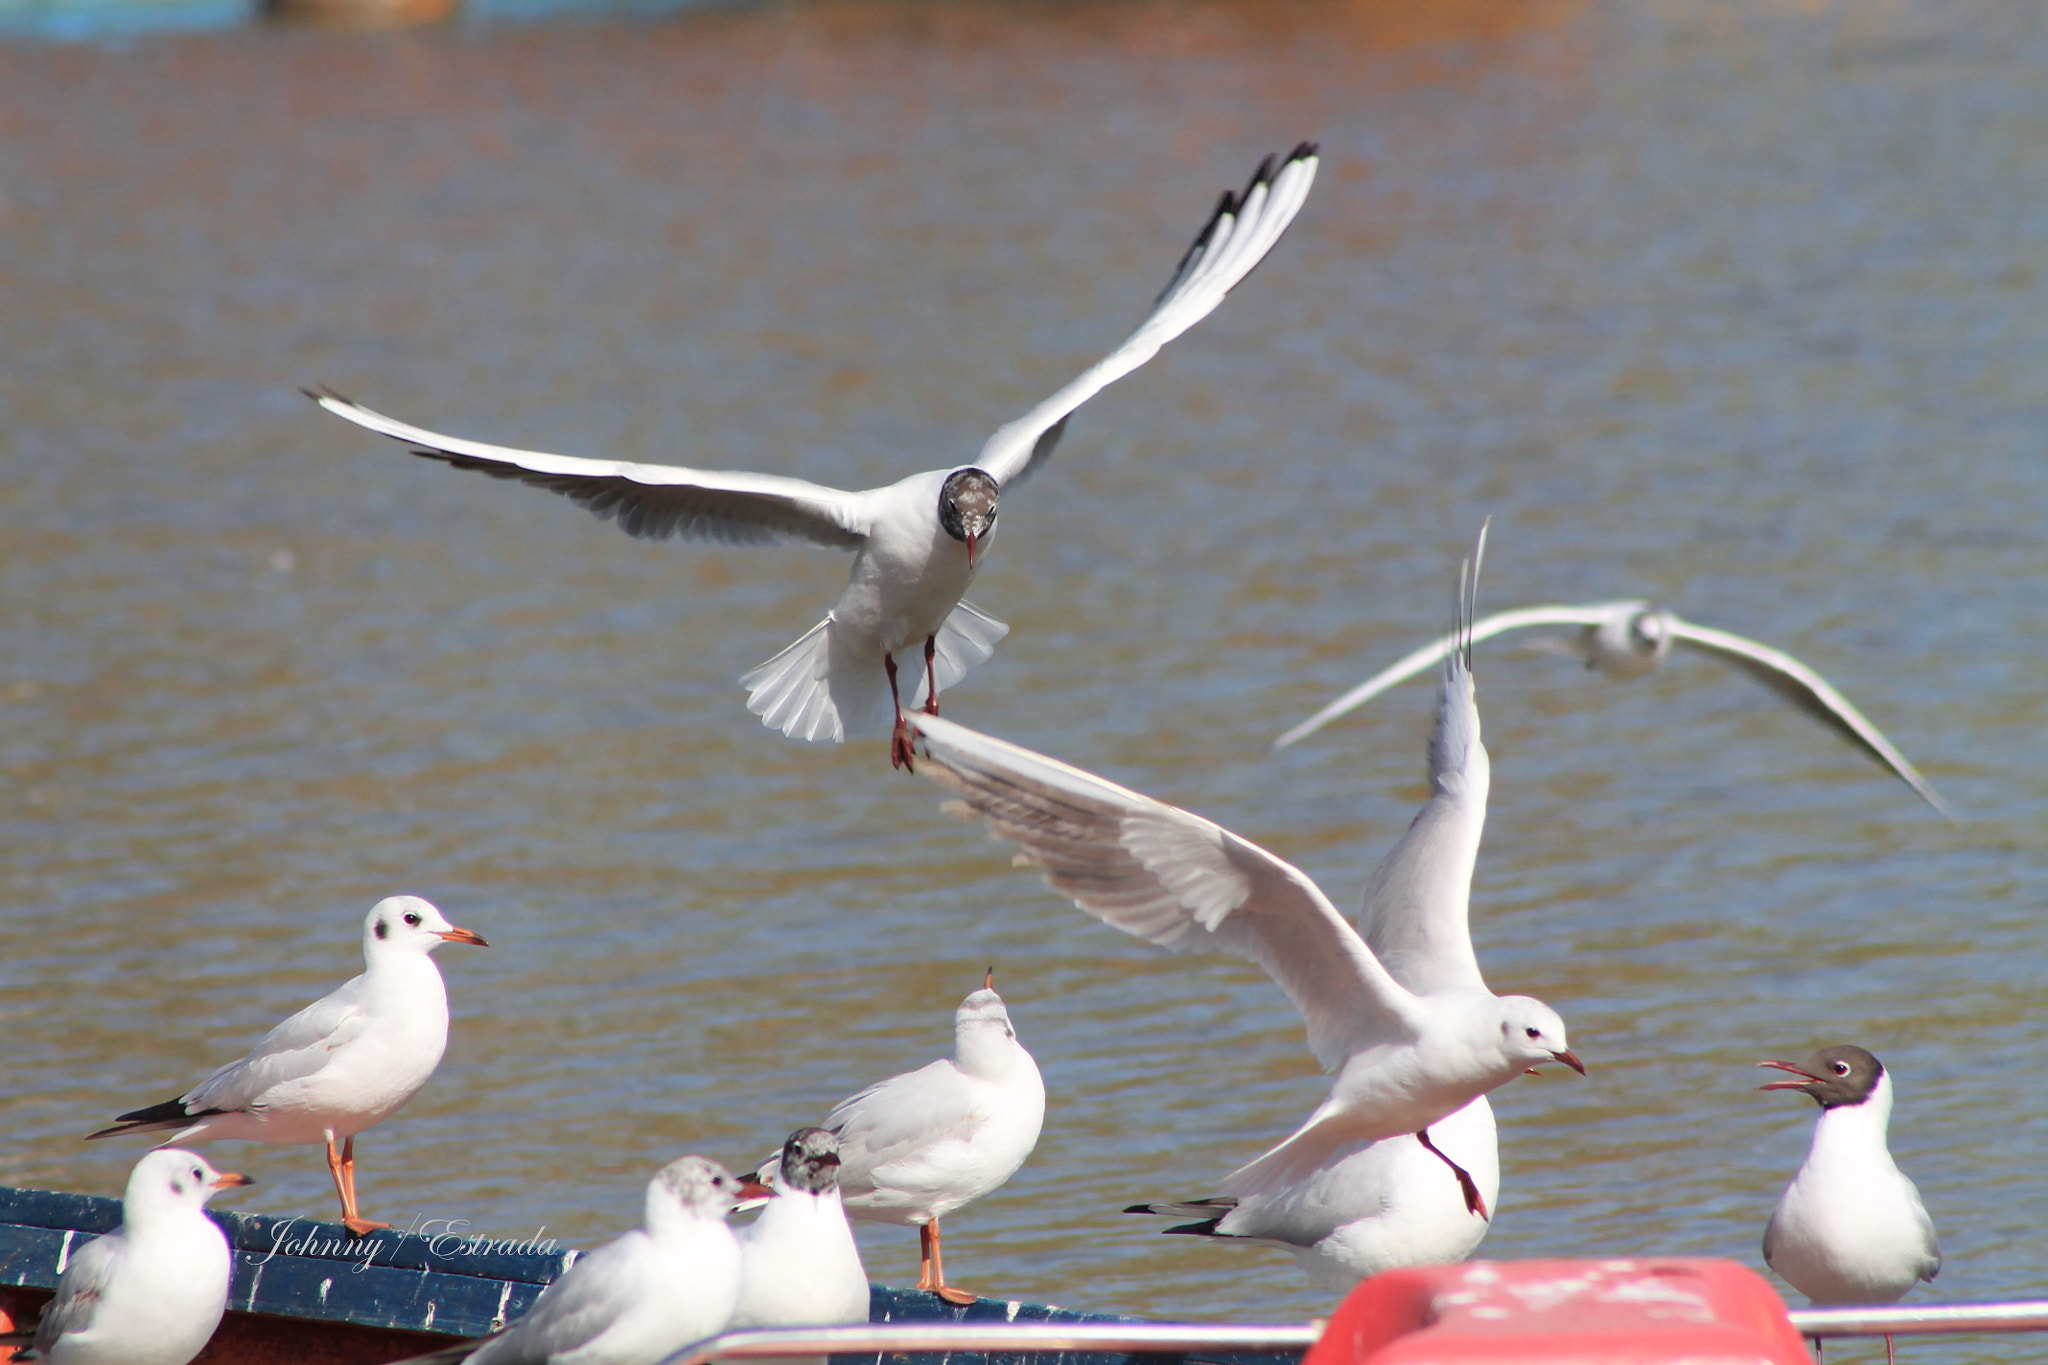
[778,971,1043,1305]
[903,548,1583,1218]
[395,1157,746,1365]
[1274,598,1951,820]
[1128,538,1513,1285]
[87,896,488,1237]
[6,1150,250,1365]
[730,1129,870,1365]
[1760,1044,1939,1365]
[310,144,1318,770]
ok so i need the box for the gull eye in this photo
[403,912,422,927]
[1525,1026,1542,1039]
[1832,1061,1850,1076]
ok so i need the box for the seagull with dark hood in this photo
[312,144,1318,769]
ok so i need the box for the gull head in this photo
[939,468,1000,569]
[364,895,490,957]
[1587,603,1672,679]
[1494,997,1585,1075]
[649,1155,745,1227]
[954,968,1026,1076]
[773,1127,844,1197]
[1758,1044,1883,1110]
[130,1148,252,1220]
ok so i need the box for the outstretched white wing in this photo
[909,713,1420,1071]
[311,390,871,551]
[1273,604,1611,748]
[1668,618,1954,820]
[975,144,1320,488]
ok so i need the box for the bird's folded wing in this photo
[910,714,1419,1071]
[31,1233,119,1355]
[975,144,1320,488]
[827,1059,981,1179]
[183,982,371,1112]
[1358,652,1490,997]
[1667,619,1954,820]
[311,390,870,550]
[462,1234,646,1365]
[1274,605,1609,748]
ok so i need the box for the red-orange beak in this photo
[966,530,980,570]
[436,926,489,947]
[1550,1050,1587,1075]
[212,1171,254,1189]
[735,1175,773,1201]
[1757,1059,1820,1090]
[983,966,995,990]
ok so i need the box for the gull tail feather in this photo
[743,619,846,743]
[908,601,1011,708]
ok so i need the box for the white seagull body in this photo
[15,1149,250,1365]
[907,630,1581,1212]
[799,973,1044,1303]
[1128,590,1511,1284]
[88,895,488,1235]
[1274,599,1952,820]
[1759,1046,1940,1308]
[312,144,1319,767]
[730,1129,870,1365]
[399,1157,745,1365]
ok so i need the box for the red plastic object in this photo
[1304,1258,1811,1365]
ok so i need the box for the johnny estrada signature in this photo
[252,1216,563,1272]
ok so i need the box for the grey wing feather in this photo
[909,714,1419,1071]
[460,1235,648,1365]
[1666,618,1955,820]
[30,1232,123,1356]
[976,145,1319,487]
[312,390,870,551]
[183,977,371,1112]
[828,1060,978,1182]
[1274,605,1610,748]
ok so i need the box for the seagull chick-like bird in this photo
[7,1150,250,1365]
[311,144,1318,770]
[394,1157,745,1365]
[906,556,1582,1218]
[1760,1046,1940,1311]
[730,1129,870,1365]
[87,896,488,1236]
[1275,599,1951,819]
[782,971,1043,1305]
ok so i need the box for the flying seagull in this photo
[1274,599,1952,820]
[312,144,1319,769]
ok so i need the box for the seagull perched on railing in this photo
[311,144,1318,770]
[906,536,1583,1219]
[87,896,487,1236]
[1274,598,1951,820]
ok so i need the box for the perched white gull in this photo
[88,896,487,1236]
[905,575,1582,1217]
[310,144,1318,769]
[1760,1047,1940,1311]
[779,971,1043,1305]
[729,1129,869,1365]
[1275,599,1951,820]
[1128,542,1512,1284]
[394,1157,745,1365]
[9,1150,250,1365]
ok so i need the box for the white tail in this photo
[907,601,1011,709]
[743,602,1008,742]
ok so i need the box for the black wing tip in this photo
[111,1097,193,1126]
[302,382,351,405]
[1162,1218,1227,1237]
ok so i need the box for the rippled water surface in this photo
[3,1,2046,1356]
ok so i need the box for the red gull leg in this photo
[927,1218,977,1305]
[921,634,941,716]
[1415,1128,1488,1221]
[337,1135,389,1238]
[886,653,915,772]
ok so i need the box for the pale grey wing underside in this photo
[1273,605,1610,749]
[31,1232,121,1356]
[908,713,1419,1072]
[312,391,870,551]
[183,979,370,1113]
[1669,619,1954,820]
[975,145,1320,488]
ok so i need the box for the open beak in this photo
[735,1175,773,1201]
[436,926,489,947]
[1756,1059,1820,1091]
[213,1172,254,1189]
[1550,1050,1587,1076]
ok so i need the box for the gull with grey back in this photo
[87,896,488,1236]
[311,145,1318,769]
[1274,599,1951,820]
[904,549,1582,1222]
[6,1150,250,1365]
